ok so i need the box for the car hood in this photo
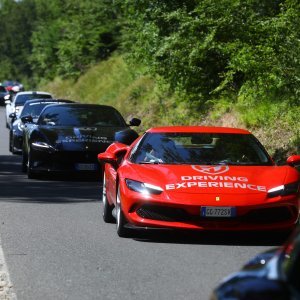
[121,163,298,195]
[38,126,125,151]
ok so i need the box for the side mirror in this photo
[97,152,117,165]
[115,128,139,145]
[287,155,300,167]
[129,118,141,127]
[98,143,129,167]
[21,115,33,124]
[9,112,16,119]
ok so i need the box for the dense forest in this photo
[0,0,300,157]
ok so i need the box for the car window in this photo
[21,102,55,118]
[38,106,127,127]
[15,94,52,106]
[130,132,272,165]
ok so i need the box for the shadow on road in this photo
[132,229,289,247]
[0,154,101,204]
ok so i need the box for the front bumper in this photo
[29,148,101,174]
[120,184,299,231]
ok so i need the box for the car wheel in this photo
[21,151,27,172]
[9,132,14,153]
[27,151,37,179]
[102,174,114,223]
[116,184,130,237]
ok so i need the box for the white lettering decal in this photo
[187,182,197,187]
[166,184,175,190]
[182,176,192,180]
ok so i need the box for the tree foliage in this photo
[122,0,300,104]
[0,0,300,107]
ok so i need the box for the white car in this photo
[5,91,53,128]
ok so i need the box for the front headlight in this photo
[31,141,56,152]
[17,122,24,131]
[125,179,163,195]
[267,182,299,198]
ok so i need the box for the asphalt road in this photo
[0,107,287,300]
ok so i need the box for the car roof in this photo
[42,103,118,109]
[15,91,52,96]
[24,99,74,105]
[146,126,251,134]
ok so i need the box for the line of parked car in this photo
[3,86,300,299]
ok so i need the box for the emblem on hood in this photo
[192,165,229,175]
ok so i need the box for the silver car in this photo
[5,91,53,128]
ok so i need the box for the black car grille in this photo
[136,205,192,222]
[53,151,99,163]
[243,207,295,223]
[136,204,295,224]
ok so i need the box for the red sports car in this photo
[98,126,300,237]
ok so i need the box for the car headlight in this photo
[31,141,56,152]
[125,179,163,195]
[17,122,24,131]
[267,182,299,198]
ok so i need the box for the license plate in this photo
[75,163,97,171]
[201,206,236,218]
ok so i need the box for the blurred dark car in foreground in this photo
[22,103,140,178]
[211,227,300,300]
[9,99,75,154]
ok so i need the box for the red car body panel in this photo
[101,126,300,232]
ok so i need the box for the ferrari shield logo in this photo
[192,165,229,175]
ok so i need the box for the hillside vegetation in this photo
[1,0,299,160]
[41,54,299,161]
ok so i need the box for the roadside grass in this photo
[40,54,299,159]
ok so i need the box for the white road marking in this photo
[0,237,17,299]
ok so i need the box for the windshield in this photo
[15,94,52,106]
[130,132,272,166]
[20,102,57,119]
[38,105,127,127]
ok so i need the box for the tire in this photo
[27,151,37,179]
[102,174,114,223]
[116,184,130,237]
[21,150,27,172]
[9,132,13,153]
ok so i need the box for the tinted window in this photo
[130,132,272,165]
[38,106,127,127]
[15,94,52,105]
[21,102,57,118]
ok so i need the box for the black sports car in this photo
[211,228,300,300]
[22,103,140,178]
[9,99,75,154]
